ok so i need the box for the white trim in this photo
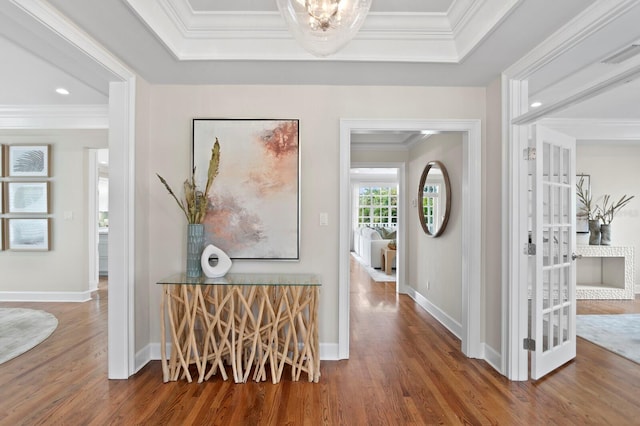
[0,291,93,302]
[483,343,502,373]
[513,63,640,126]
[107,79,137,379]
[13,0,134,80]
[135,344,152,374]
[541,118,640,141]
[504,0,639,79]
[123,0,518,63]
[88,149,100,293]
[405,286,462,339]
[339,119,482,361]
[503,78,530,381]
[0,105,108,129]
[147,342,341,364]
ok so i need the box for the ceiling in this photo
[2,0,640,143]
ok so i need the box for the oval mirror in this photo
[418,161,451,237]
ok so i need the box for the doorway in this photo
[338,119,482,360]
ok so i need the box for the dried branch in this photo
[156,138,221,224]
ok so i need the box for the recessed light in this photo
[530,101,542,108]
[56,87,70,95]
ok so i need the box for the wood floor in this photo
[1,266,640,425]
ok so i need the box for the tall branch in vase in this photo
[156,138,221,223]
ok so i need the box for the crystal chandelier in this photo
[276,0,372,57]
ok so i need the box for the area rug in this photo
[351,252,396,282]
[0,308,58,365]
[576,314,640,365]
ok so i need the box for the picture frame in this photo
[193,118,300,260]
[0,144,4,177]
[0,182,3,214]
[0,219,4,251]
[5,181,50,214]
[7,144,51,177]
[576,174,590,233]
[5,218,51,251]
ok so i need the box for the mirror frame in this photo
[418,160,451,237]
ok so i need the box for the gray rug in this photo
[0,308,58,365]
[576,314,640,364]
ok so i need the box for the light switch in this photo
[64,211,73,220]
[319,212,329,226]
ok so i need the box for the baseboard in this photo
[483,343,503,375]
[319,343,339,360]
[135,344,153,375]
[405,287,463,339]
[143,341,340,364]
[0,290,93,302]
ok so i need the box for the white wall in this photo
[484,77,503,356]
[351,149,409,164]
[407,133,463,323]
[144,84,486,349]
[0,129,108,298]
[135,78,152,355]
[577,141,640,293]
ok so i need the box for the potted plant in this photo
[576,176,599,245]
[157,138,221,276]
[595,193,634,245]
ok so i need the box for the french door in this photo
[530,124,577,380]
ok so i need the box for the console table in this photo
[157,273,321,384]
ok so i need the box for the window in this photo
[422,184,440,234]
[358,185,398,227]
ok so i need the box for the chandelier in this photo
[276,0,372,57]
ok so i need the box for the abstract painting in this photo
[7,145,50,177]
[193,119,299,260]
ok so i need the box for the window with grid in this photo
[358,185,398,227]
[422,184,440,234]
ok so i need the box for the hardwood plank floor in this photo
[1,267,639,425]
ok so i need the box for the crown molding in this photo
[0,105,108,129]
[12,0,135,81]
[540,118,640,140]
[124,0,518,62]
[505,0,639,79]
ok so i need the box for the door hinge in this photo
[523,338,536,351]
[524,147,536,160]
[525,242,536,255]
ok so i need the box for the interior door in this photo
[531,124,577,380]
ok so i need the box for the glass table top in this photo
[156,272,321,286]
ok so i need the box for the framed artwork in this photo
[0,219,3,251]
[0,183,3,214]
[193,119,300,260]
[5,182,49,214]
[576,174,590,233]
[7,144,50,177]
[5,218,51,251]
[0,144,4,176]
